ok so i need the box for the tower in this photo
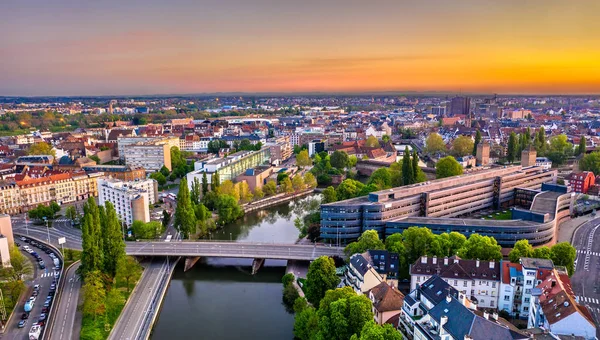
[476,142,490,166]
[521,146,537,167]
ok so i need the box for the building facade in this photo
[187,147,271,186]
[97,178,153,226]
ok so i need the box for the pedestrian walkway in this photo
[576,249,600,257]
[576,296,600,305]
[41,272,60,278]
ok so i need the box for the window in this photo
[463,281,467,287]
[524,298,530,303]
[492,282,496,288]
[504,295,510,301]
[525,289,531,294]
[523,306,529,312]
[454,280,457,286]
[526,280,532,285]
[491,301,495,307]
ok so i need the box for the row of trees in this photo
[207,138,263,154]
[292,257,401,340]
[345,229,503,278]
[509,239,577,275]
[28,202,61,220]
[149,146,194,185]
[79,197,143,339]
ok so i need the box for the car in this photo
[31,252,38,257]
[48,290,55,297]
[21,313,29,320]
[28,296,36,303]
[39,261,45,266]
[30,241,37,247]
[39,314,46,322]
[15,242,21,247]
[19,236,27,242]
[36,257,43,262]
[39,263,45,269]
[43,301,50,308]
[41,307,49,313]
[17,320,26,328]
[33,284,40,291]
[49,253,56,259]
[49,284,56,291]
[32,291,39,297]
[37,320,45,327]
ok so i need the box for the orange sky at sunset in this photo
[1,0,599,96]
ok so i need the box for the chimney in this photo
[440,315,448,333]
[454,258,459,264]
[446,294,452,303]
[483,311,489,320]
[464,336,473,340]
[444,257,449,265]
[433,256,437,265]
[492,312,499,321]
[476,259,480,268]
[421,255,427,264]
[489,261,495,269]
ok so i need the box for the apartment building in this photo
[410,256,501,309]
[499,258,554,318]
[97,178,152,226]
[82,165,146,181]
[122,138,176,172]
[344,250,399,294]
[0,181,20,214]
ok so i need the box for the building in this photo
[400,276,527,340]
[476,142,490,166]
[535,157,552,170]
[367,282,404,325]
[448,96,471,116]
[410,256,500,309]
[308,139,325,157]
[82,165,146,181]
[499,258,554,318]
[0,215,14,247]
[431,106,446,116]
[187,147,271,186]
[123,140,174,172]
[344,250,400,294]
[236,167,274,192]
[321,166,560,246]
[528,268,596,339]
[97,178,154,226]
[569,171,595,194]
[521,146,537,167]
[0,181,20,214]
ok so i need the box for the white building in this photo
[535,157,552,170]
[97,178,156,226]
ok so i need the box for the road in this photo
[1,241,60,340]
[108,259,169,340]
[571,216,600,330]
[47,262,81,340]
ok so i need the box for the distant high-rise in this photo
[448,96,471,116]
[431,106,446,116]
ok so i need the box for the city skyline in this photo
[2,0,599,96]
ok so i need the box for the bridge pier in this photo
[184,256,201,272]
[251,258,265,275]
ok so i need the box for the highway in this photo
[571,217,600,330]
[47,262,81,340]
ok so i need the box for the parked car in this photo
[21,313,29,320]
[33,285,40,291]
[39,263,45,270]
[41,307,49,313]
[17,320,26,328]
[39,314,46,322]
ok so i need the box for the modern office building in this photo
[308,139,325,156]
[187,147,271,186]
[320,166,565,247]
[121,137,178,172]
[97,178,155,226]
[448,96,471,116]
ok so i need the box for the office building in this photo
[187,147,271,186]
[448,96,471,116]
[321,166,563,246]
[121,137,178,172]
[97,178,154,226]
[308,139,325,157]
[431,106,446,116]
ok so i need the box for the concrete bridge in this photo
[125,241,345,261]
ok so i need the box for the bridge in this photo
[125,241,344,261]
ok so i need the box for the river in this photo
[151,195,320,340]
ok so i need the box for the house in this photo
[410,255,501,310]
[528,268,596,339]
[367,282,404,325]
[535,157,552,170]
[568,171,595,194]
[499,258,554,318]
[344,250,399,294]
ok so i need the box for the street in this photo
[47,262,81,340]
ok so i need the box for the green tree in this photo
[317,287,373,340]
[116,256,142,293]
[101,202,126,279]
[578,152,600,174]
[550,242,576,275]
[281,177,294,194]
[81,270,106,320]
[65,206,78,221]
[345,230,385,257]
[368,168,392,190]
[296,150,312,167]
[365,135,380,148]
[457,234,502,261]
[305,256,340,306]
[283,283,300,311]
[535,127,547,156]
[0,246,33,281]
[322,186,337,203]
[435,156,463,179]
[253,186,264,199]
[577,135,587,156]
[263,180,277,196]
[49,201,61,216]
[348,155,358,168]
[509,239,533,263]
[211,172,220,191]
[105,288,125,319]
[294,306,319,340]
[132,220,163,239]
[547,134,573,166]
[425,133,446,155]
[162,210,171,229]
[304,172,317,189]
[336,179,366,200]
[238,181,253,202]
[216,195,243,224]
[80,197,102,276]
[292,175,305,191]
[382,134,390,143]
[28,142,55,157]
[160,165,170,177]
[507,132,518,163]
[402,147,414,185]
[452,135,474,157]
[330,151,349,170]
[89,155,101,164]
[472,130,482,156]
[532,246,552,259]
[174,178,197,239]
[353,320,402,340]
[191,177,201,205]
[429,232,467,258]
[149,172,166,186]
[201,172,209,196]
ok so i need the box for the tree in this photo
[305,256,340,306]
[81,270,106,320]
[577,135,587,156]
[0,246,33,281]
[283,283,300,312]
[365,136,380,148]
[330,151,349,170]
[532,246,552,259]
[304,172,317,189]
[294,306,319,340]
[292,175,305,191]
[429,232,467,258]
[344,230,385,257]
[201,172,209,196]
[28,204,54,221]
[105,288,125,319]
[65,206,78,221]
[507,132,518,163]
[452,135,474,157]
[132,220,163,239]
[263,180,277,196]
[472,130,482,156]
[579,152,600,175]
[207,139,228,154]
[535,127,547,156]
[296,150,312,167]
[116,256,142,293]
[101,202,126,279]
[81,197,102,276]
[216,195,243,224]
[28,142,55,157]
[322,186,337,203]
[412,149,421,182]
[550,242,576,275]
[402,148,414,185]
[435,156,463,179]
[547,134,573,166]
[382,135,391,143]
[400,227,435,265]
[149,172,166,186]
[211,172,220,191]
[89,155,101,164]
[162,210,171,229]
[368,168,392,190]
[336,179,366,200]
[253,186,264,199]
[354,320,402,340]
[425,133,446,155]
[457,234,502,261]
[509,239,533,263]
[317,287,373,340]
[174,178,197,239]
[348,155,358,168]
[281,177,294,194]
[160,165,170,177]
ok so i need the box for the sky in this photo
[1,0,599,96]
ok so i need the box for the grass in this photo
[61,248,82,268]
[79,260,143,340]
[483,210,512,220]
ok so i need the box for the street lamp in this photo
[229,232,232,241]
[43,217,50,242]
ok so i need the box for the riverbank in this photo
[242,188,315,213]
